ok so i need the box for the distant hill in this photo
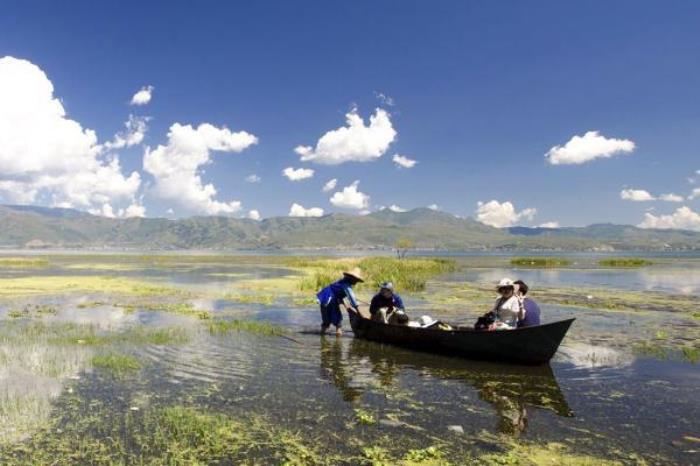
[0,204,699,251]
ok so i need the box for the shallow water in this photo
[0,256,697,464]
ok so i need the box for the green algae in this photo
[598,258,652,268]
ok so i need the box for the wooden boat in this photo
[347,309,574,365]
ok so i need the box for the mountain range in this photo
[0,205,698,251]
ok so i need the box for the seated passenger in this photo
[514,280,541,328]
[369,282,405,323]
[491,278,521,330]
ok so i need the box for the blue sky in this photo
[1,1,699,228]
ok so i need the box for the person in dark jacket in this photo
[369,282,405,323]
[514,280,541,328]
[316,267,364,336]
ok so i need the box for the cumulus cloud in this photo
[104,114,150,150]
[295,107,396,164]
[289,203,324,217]
[329,180,370,210]
[143,122,258,215]
[546,131,635,165]
[538,221,560,228]
[247,209,261,221]
[282,166,314,181]
[0,56,141,213]
[476,200,536,228]
[122,202,146,218]
[392,154,417,169]
[245,174,261,183]
[689,188,700,200]
[130,85,154,106]
[639,206,700,231]
[620,189,655,201]
[322,178,337,192]
[388,204,407,212]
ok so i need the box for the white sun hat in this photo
[418,315,437,327]
[497,278,514,289]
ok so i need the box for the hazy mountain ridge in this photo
[1,205,699,251]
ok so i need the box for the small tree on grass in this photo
[395,238,413,259]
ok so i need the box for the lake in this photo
[0,254,697,465]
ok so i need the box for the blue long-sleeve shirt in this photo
[316,278,359,310]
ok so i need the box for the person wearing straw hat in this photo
[316,267,364,336]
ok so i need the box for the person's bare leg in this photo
[320,324,329,335]
[335,326,342,336]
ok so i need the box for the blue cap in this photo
[380,281,394,290]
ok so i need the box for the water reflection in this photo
[319,337,573,435]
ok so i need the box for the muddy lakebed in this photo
[0,253,697,465]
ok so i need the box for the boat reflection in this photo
[319,336,573,435]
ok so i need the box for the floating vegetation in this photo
[0,257,50,268]
[598,258,652,267]
[510,257,572,267]
[91,352,142,376]
[207,319,287,337]
[120,302,212,320]
[224,293,276,305]
[354,408,377,425]
[474,441,626,466]
[6,305,58,319]
[681,346,699,364]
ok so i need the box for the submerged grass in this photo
[0,257,50,268]
[598,258,652,267]
[207,319,286,337]
[0,275,183,297]
[91,352,141,376]
[510,257,572,267]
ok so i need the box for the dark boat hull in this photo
[347,311,574,365]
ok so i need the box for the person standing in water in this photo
[316,267,364,336]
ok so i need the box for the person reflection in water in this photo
[319,337,362,402]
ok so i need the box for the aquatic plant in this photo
[120,302,212,319]
[0,275,183,298]
[5,305,58,319]
[598,258,652,267]
[354,408,377,425]
[0,257,50,268]
[224,293,276,305]
[91,352,142,376]
[510,257,572,267]
[207,319,287,337]
[681,346,699,364]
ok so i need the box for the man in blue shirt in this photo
[369,282,405,323]
[514,280,541,328]
[316,267,364,336]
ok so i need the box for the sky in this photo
[1,1,699,229]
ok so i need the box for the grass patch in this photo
[207,319,286,337]
[598,258,652,267]
[0,257,50,268]
[6,305,58,319]
[91,352,141,376]
[224,293,275,305]
[120,302,212,320]
[354,408,376,425]
[681,346,699,364]
[0,276,183,297]
[475,441,625,465]
[510,257,572,267]
[288,256,457,293]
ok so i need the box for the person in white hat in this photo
[316,267,364,336]
[490,278,522,330]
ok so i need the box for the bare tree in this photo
[395,238,413,259]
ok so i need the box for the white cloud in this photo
[546,131,635,165]
[388,204,407,212]
[374,92,395,106]
[289,203,324,217]
[130,85,154,106]
[247,209,261,221]
[659,193,684,202]
[620,189,655,201]
[295,107,396,164]
[329,180,370,210]
[358,209,371,216]
[245,174,261,183]
[143,122,258,215]
[392,154,417,169]
[639,206,700,231]
[322,178,337,192]
[427,204,439,211]
[689,188,700,200]
[0,56,141,214]
[122,202,146,218]
[538,221,560,228]
[104,114,150,149]
[282,166,314,181]
[475,200,536,228]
